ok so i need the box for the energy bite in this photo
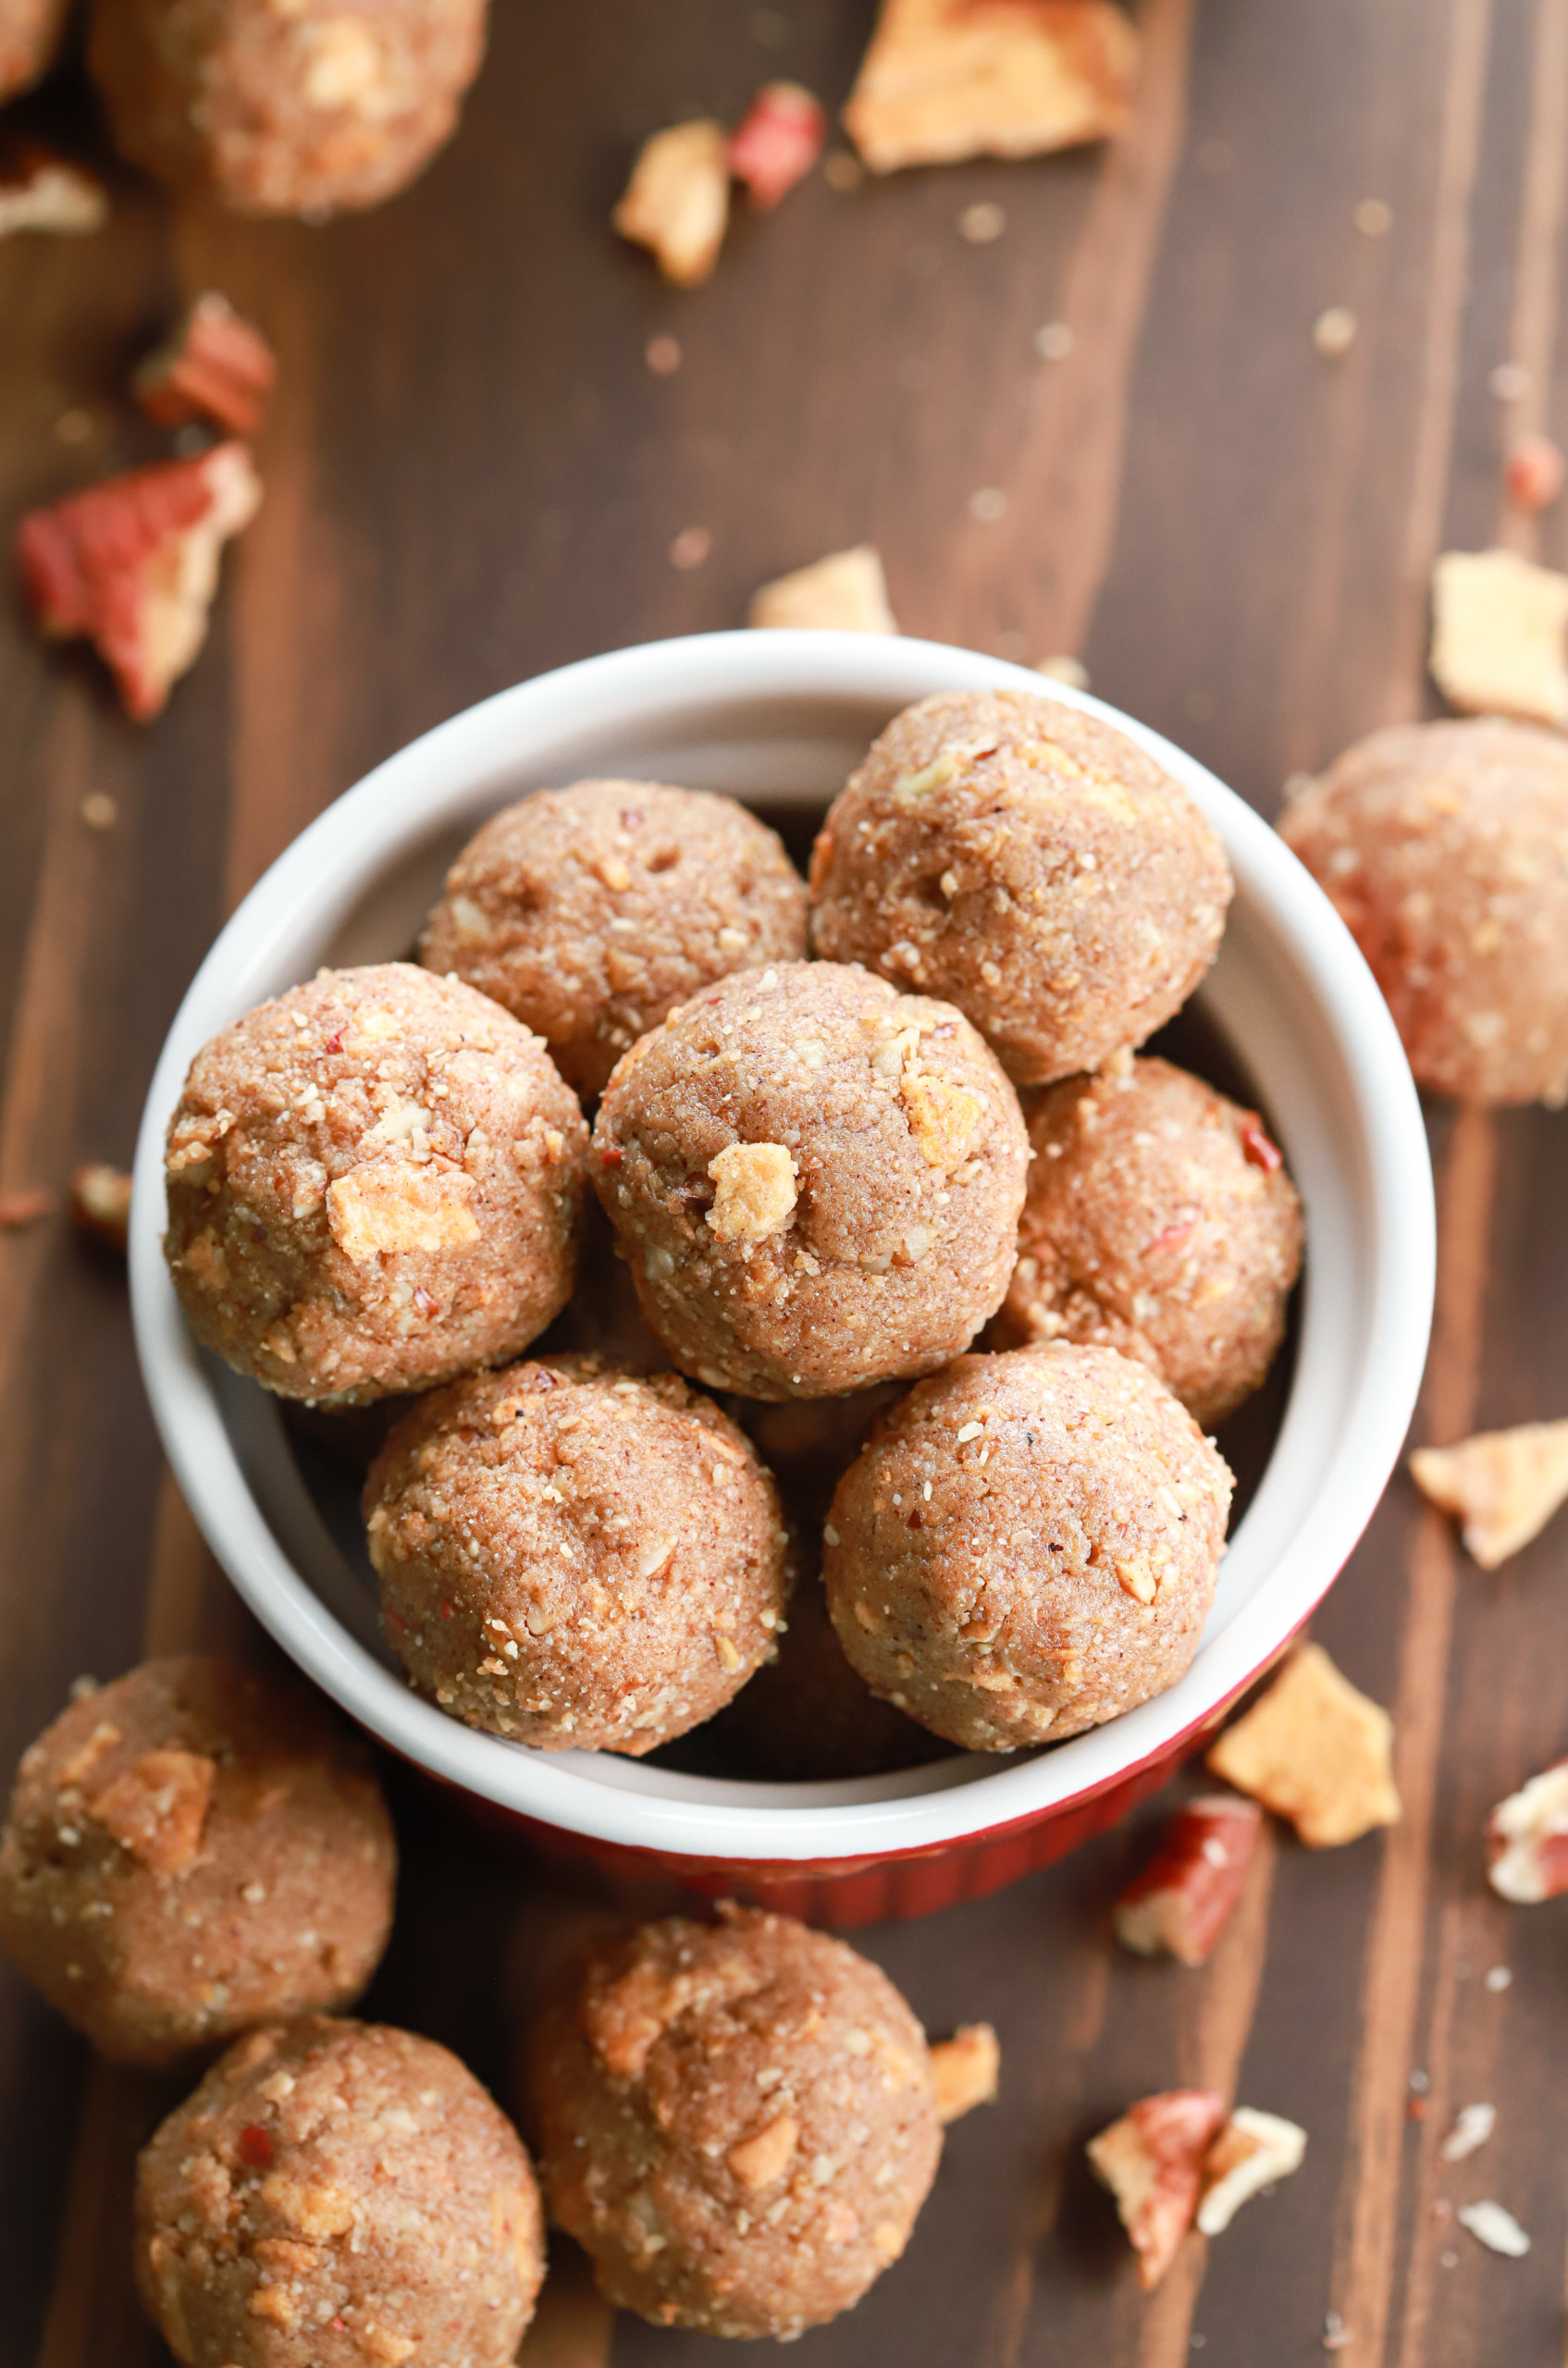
[809,691,1232,1084]
[0,0,67,99]
[89,0,488,217]
[992,1056,1303,1426]
[364,1356,792,1754]
[136,2016,543,2367]
[1279,717,1568,1104]
[824,1344,1232,1750]
[420,780,808,1102]
[0,1659,394,2066]
[592,961,1030,1399]
[527,1905,941,2338]
[165,964,587,1404]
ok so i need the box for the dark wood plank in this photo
[4,0,1568,2363]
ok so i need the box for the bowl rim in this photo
[130,630,1436,1863]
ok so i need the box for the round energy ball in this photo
[992,1056,1303,1426]
[164,963,587,1405]
[1,0,68,99]
[808,690,1233,1085]
[364,1355,793,1754]
[0,1659,395,2066]
[136,2017,544,2367]
[89,0,488,217]
[824,1345,1233,1751]
[591,961,1030,1399]
[1278,717,1568,1104]
[528,1905,941,2338]
[420,780,809,1101]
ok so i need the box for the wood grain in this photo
[4,1,1568,2363]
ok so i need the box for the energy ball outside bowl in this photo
[420,779,809,1101]
[363,1355,793,1754]
[1278,717,1568,1105]
[591,960,1030,1400]
[0,0,68,99]
[89,0,488,217]
[164,963,588,1405]
[136,2016,544,2368]
[808,690,1233,1085]
[991,1056,1303,1427]
[527,1905,942,2339]
[823,1344,1233,1751]
[0,1658,395,2067]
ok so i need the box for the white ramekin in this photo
[130,633,1435,1918]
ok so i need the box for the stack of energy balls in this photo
[0,686,1311,2353]
[164,686,1303,1768]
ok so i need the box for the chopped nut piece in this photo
[17,442,262,722]
[749,544,897,633]
[326,1157,481,1261]
[134,291,278,438]
[727,2112,798,2189]
[1486,1758,1568,1903]
[1429,547,1568,730]
[1505,434,1565,514]
[1205,1642,1401,1847]
[69,1163,132,1251]
[1457,2199,1530,2257]
[0,1186,54,1228]
[1440,2103,1496,2163]
[930,2023,999,2122]
[1086,2089,1227,2290]
[613,120,731,286]
[1113,1794,1263,1967]
[706,1141,798,1242]
[1195,2106,1306,2234]
[0,141,107,238]
[1410,1420,1568,1568]
[845,0,1139,174]
[728,81,825,209]
[84,1747,215,1874]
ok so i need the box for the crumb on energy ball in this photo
[808,691,1233,1085]
[0,1659,394,2066]
[420,780,808,1102]
[824,1344,1232,1751]
[592,960,1030,1400]
[364,1355,793,1754]
[164,963,587,1405]
[528,1905,941,2338]
[88,0,488,217]
[136,2016,543,2367]
[1278,717,1568,1104]
[992,1056,1303,1427]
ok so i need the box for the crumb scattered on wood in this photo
[1410,1419,1568,1568]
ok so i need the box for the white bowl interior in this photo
[131,634,1436,1863]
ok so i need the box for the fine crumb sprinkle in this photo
[957,201,1006,243]
[1440,2103,1496,2163]
[1484,1964,1512,1992]
[1034,320,1074,362]
[1353,197,1392,236]
[669,525,712,571]
[1457,2199,1530,2257]
[1314,306,1357,357]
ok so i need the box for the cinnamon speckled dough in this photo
[364,1356,792,1754]
[1278,718,1568,1104]
[420,780,809,1102]
[992,1057,1303,1426]
[528,1905,941,2338]
[165,964,587,1404]
[592,961,1030,1400]
[809,691,1233,1085]
[89,0,488,216]
[136,2016,543,2367]
[824,1344,1233,1750]
[0,0,68,98]
[0,1659,394,2067]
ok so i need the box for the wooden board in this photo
[4,0,1568,2362]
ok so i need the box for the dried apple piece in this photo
[749,545,898,632]
[930,2023,999,2123]
[0,139,108,237]
[844,0,1139,176]
[70,1164,132,1251]
[135,291,278,438]
[1429,548,1568,730]
[1205,1643,1401,1847]
[1410,1420,1568,1569]
[16,442,262,721]
[613,120,730,286]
